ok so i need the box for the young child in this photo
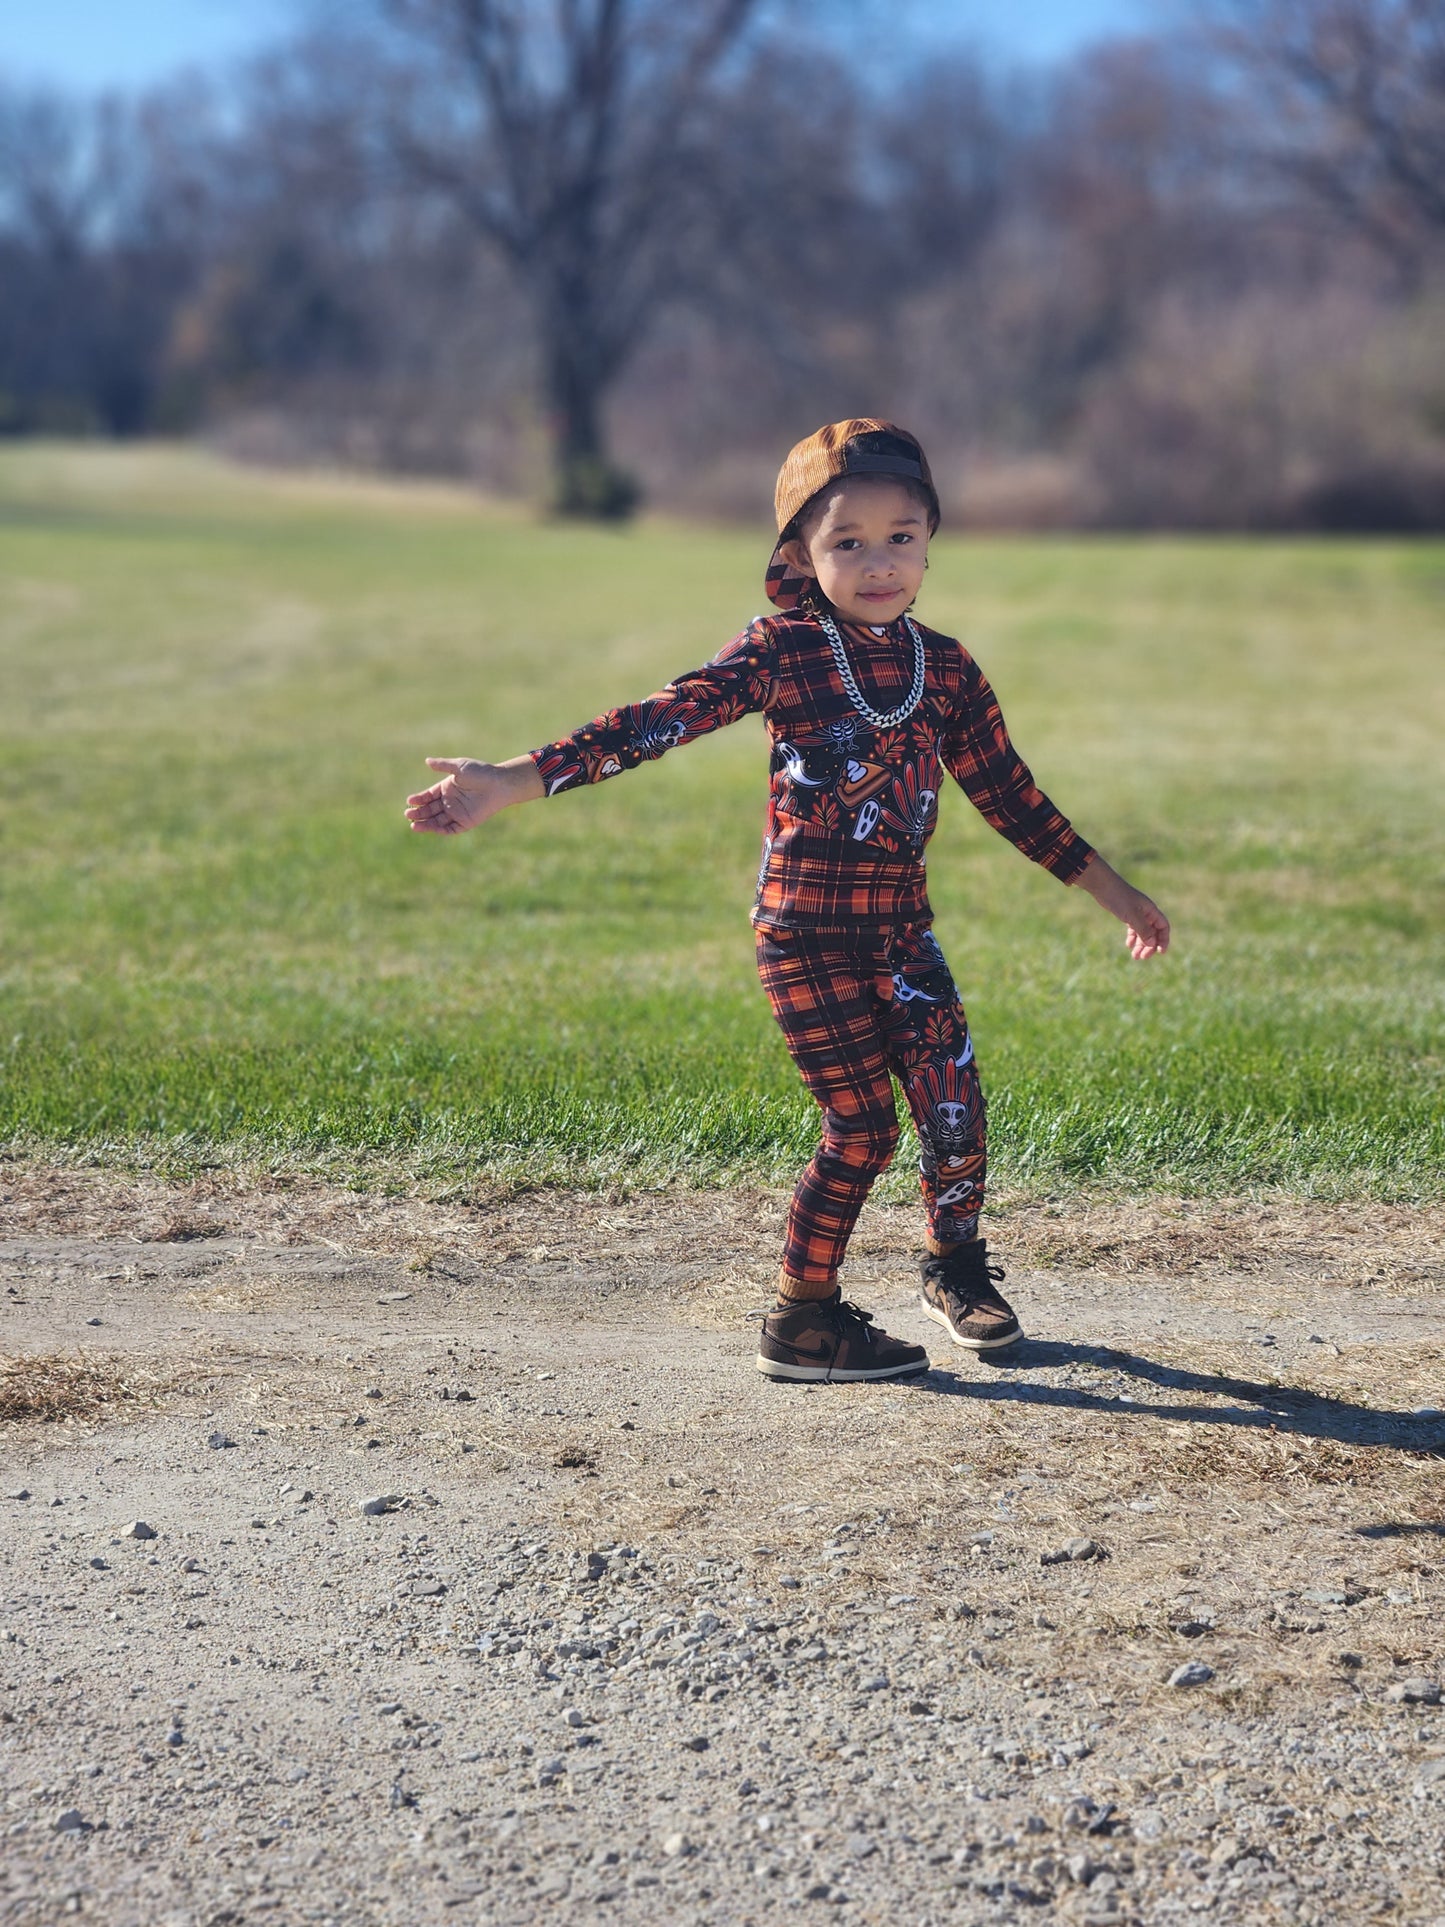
[405,420,1169,1383]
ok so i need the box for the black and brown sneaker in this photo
[756,1290,930,1383]
[919,1242,1023,1351]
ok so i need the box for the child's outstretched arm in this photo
[404,621,776,835]
[405,756,543,835]
[1069,851,1170,961]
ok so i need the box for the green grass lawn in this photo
[1,443,1441,1198]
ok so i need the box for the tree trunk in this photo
[542,307,638,520]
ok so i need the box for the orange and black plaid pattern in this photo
[756,921,986,1294]
[530,608,1094,929]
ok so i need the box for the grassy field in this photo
[1,443,1441,1198]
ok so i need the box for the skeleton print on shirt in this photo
[531,609,1093,930]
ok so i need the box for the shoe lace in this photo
[929,1250,1005,1303]
[831,1298,879,1348]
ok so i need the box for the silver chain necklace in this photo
[817,609,926,729]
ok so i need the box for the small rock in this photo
[285,1765,309,1783]
[1386,1678,1441,1705]
[778,1576,801,1590]
[377,1702,402,1716]
[364,1387,383,1400]
[88,1558,109,1571]
[1065,1852,1096,1885]
[86,1317,103,1327]
[407,1579,446,1598]
[804,1882,832,1900]
[1169,1661,1215,1688]
[359,1495,406,1516]
[53,1809,87,1833]
[1041,1538,1100,1566]
[166,1729,183,1747]
[681,1735,710,1753]
[122,1521,157,1541]
[179,1557,201,1573]
[662,1831,691,1857]
[847,1833,877,1859]
[583,1551,609,1582]
[376,1291,412,1304]
[1062,1798,1114,1834]
[206,1432,237,1450]
[4,1488,30,1501]
[563,1707,586,1728]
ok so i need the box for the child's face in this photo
[780,478,930,625]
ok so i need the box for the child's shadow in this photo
[913,1337,1445,1456]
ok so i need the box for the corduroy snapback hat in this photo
[764,419,940,610]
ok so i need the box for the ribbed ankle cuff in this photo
[775,1269,837,1306]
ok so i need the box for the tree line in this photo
[1,0,1442,528]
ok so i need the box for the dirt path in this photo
[1,1165,1442,1927]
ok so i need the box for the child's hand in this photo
[404,755,543,834]
[1072,854,1171,961]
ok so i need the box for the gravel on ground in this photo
[1,1164,1442,1927]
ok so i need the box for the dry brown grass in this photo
[4,1163,1443,1299]
[0,1351,173,1425]
[1001,1197,1445,1290]
[138,1213,230,1243]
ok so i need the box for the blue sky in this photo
[1,0,1155,93]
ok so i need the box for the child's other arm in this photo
[941,650,1169,962]
[1069,851,1170,961]
[405,755,544,835]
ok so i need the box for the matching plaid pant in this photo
[755,922,986,1296]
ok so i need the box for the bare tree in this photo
[0,82,208,433]
[1201,0,1445,271]
[375,0,764,515]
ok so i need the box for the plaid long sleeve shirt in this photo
[529,609,1094,930]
